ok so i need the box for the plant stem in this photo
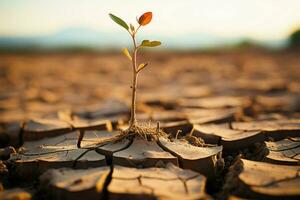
[129,34,138,128]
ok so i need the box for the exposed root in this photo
[113,122,169,144]
[184,135,205,147]
[77,122,169,148]
[77,121,208,149]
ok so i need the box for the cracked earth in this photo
[0,51,300,199]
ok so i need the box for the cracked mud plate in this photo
[192,124,263,151]
[231,119,300,140]
[10,131,120,179]
[225,159,300,199]
[264,137,300,165]
[112,137,178,168]
[158,137,223,179]
[40,163,210,200]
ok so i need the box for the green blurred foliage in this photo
[289,28,300,49]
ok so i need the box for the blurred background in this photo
[0,0,300,124]
[1,1,300,199]
[1,0,300,51]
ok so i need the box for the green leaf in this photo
[138,63,146,69]
[122,48,132,60]
[141,40,150,46]
[141,40,161,47]
[109,13,129,30]
[137,62,149,73]
[130,24,135,32]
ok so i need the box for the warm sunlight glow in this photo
[0,0,300,40]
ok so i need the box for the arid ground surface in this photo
[0,51,300,199]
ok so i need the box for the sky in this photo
[0,0,300,44]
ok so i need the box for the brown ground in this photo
[0,50,300,122]
[0,50,300,199]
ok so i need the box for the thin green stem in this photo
[129,33,138,128]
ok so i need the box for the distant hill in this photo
[0,28,130,51]
[0,27,288,51]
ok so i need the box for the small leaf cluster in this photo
[109,12,161,67]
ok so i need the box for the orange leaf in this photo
[138,12,152,26]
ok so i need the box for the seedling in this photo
[109,11,161,128]
[110,12,163,134]
[77,12,163,147]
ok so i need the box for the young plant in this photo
[77,11,161,148]
[109,12,161,130]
